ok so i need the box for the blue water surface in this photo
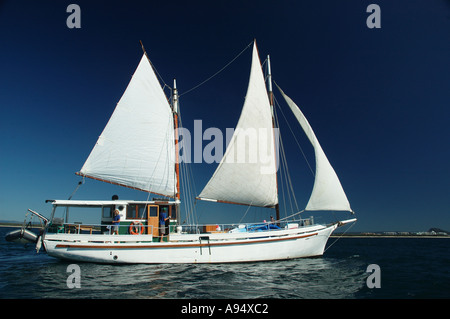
[1,227,449,299]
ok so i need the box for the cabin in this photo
[46,199,179,241]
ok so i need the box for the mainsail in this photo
[78,53,177,197]
[276,84,351,212]
[197,43,278,207]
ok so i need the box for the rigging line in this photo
[278,153,288,219]
[182,170,196,224]
[277,210,305,222]
[261,58,268,70]
[238,200,254,224]
[68,179,84,200]
[275,119,292,214]
[274,97,299,215]
[279,130,294,216]
[279,131,297,214]
[177,110,199,224]
[178,111,196,194]
[324,221,356,253]
[180,156,196,224]
[140,40,171,90]
[163,84,173,100]
[181,158,199,224]
[273,94,315,177]
[154,64,170,90]
[273,101,299,213]
[179,41,253,97]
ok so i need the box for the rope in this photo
[274,94,315,176]
[277,210,305,222]
[324,220,356,252]
[179,41,253,97]
[177,106,200,226]
[274,106,300,213]
[68,180,83,200]
[238,201,254,224]
[140,40,170,90]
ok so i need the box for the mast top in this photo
[266,54,274,109]
[172,78,179,114]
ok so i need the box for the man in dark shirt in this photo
[159,207,169,242]
[112,210,120,235]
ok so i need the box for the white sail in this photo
[78,53,177,197]
[276,84,351,212]
[198,43,278,207]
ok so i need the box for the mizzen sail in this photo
[78,53,177,197]
[276,84,351,212]
[197,43,278,207]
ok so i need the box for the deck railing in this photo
[47,222,154,236]
[46,217,315,236]
[178,217,314,235]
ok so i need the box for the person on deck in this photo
[159,207,169,242]
[112,210,120,235]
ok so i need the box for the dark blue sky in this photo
[1,0,449,232]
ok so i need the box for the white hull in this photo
[43,223,339,264]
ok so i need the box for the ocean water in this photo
[0,227,449,300]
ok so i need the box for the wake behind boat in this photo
[8,40,356,263]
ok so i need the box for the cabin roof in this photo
[47,199,180,207]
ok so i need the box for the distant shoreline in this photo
[331,235,449,239]
[0,223,41,228]
[331,234,449,239]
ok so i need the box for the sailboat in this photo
[23,41,356,263]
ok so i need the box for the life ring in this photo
[129,221,144,235]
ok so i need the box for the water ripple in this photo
[2,228,449,299]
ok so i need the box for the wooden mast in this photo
[267,54,280,223]
[172,79,181,201]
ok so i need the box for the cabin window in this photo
[102,206,113,218]
[149,206,158,217]
[126,204,147,219]
[171,205,177,220]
